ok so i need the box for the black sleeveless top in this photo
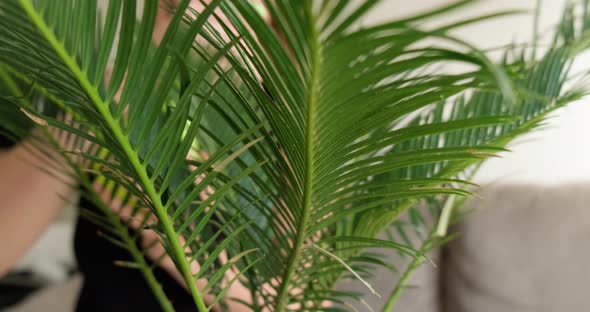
[74,202,196,311]
[0,134,196,311]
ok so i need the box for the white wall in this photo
[370,0,590,185]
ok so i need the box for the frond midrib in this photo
[17,1,208,310]
[2,55,174,312]
[274,4,322,311]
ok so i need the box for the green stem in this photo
[275,3,321,311]
[2,63,176,312]
[89,186,177,312]
[381,239,431,312]
[18,1,208,310]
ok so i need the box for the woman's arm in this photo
[0,136,75,277]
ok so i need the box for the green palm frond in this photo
[0,0,257,310]
[1,0,589,311]
[377,2,590,310]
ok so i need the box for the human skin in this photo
[0,130,77,277]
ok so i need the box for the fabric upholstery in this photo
[442,184,590,312]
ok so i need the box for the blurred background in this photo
[378,0,590,185]
[3,1,590,311]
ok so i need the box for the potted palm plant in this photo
[0,0,588,311]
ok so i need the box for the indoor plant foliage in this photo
[0,0,589,311]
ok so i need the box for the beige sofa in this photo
[338,184,590,311]
[441,183,590,312]
[8,184,590,311]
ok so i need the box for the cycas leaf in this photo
[0,69,177,310]
[2,0,590,311]
[199,0,527,310]
[0,0,261,310]
[375,2,590,310]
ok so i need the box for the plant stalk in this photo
[1,65,176,312]
[18,1,209,310]
[275,2,321,310]
[90,187,177,312]
[381,239,431,312]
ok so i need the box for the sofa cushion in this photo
[442,184,590,312]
